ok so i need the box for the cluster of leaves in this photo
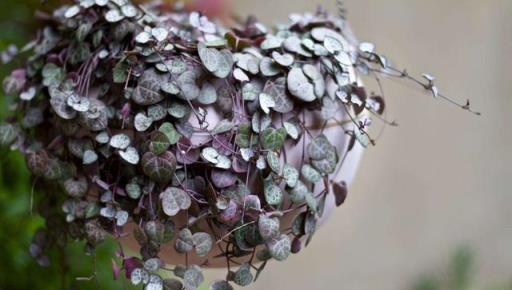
[0,0,477,289]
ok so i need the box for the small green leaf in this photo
[211,120,234,135]
[132,69,165,105]
[258,215,280,241]
[264,175,283,206]
[311,148,338,174]
[301,164,322,183]
[48,87,77,120]
[42,63,64,87]
[261,127,287,151]
[192,232,213,257]
[148,104,167,121]
[168,102,190,119]
[0,123,19,146]
[141,151,177,183]
[307,134,332,160]
[289,180,308,203]
[267,234,291,261]
[283,164,299,188]
[175,228,194,253]
[266,151,281,174]
[113,61,129,83]
[159,122,182,145]
[210,281,233,290]
[151,27,168,42]
[233,263,253,286]
[183,265,204,290]
[150,131,171,155]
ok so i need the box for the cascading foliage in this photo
[0,0,475,289]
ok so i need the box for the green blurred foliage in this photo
[412,247,512,290]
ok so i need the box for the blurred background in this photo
[0,0,510,290]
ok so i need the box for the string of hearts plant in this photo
[0,0,479,289]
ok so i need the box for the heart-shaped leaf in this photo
[263,77,293,113]
[119,147,140,165]
[109,133,130,149]
[0,123,19,145]
[175,228,194,253]
[283,164,299,188]
[132,69,165,105]
[83,150,98,165]
[159,123,181,145]
[266,151,281,174]
[333,181,348,207]
[288,180,308,203]
[287,67,316,102]
[160,187,191,216]
[210,281,234,290]
[211,120,234,135]
[261,127,287,151]
[258,215,280,241]
[63,176,88,198]
[150,131,171,155]
[198,82,217,105]
[263,175,283,206]
[192,232,213,257]
[266,234,291,261]
[307,134,332,160]
[259,93,275,114]
[272,51,294,67]
[232,263,253,286]
[259,57,280,77]
[141,151,177,183]
[301,164,322,183]
[134,112,153,132]
[183,265,204,290]
[211,169,237,189]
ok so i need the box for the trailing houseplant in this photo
[0,0,478,289]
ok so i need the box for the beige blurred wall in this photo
[207,1,512,290]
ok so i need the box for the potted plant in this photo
[0,0,478,289]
